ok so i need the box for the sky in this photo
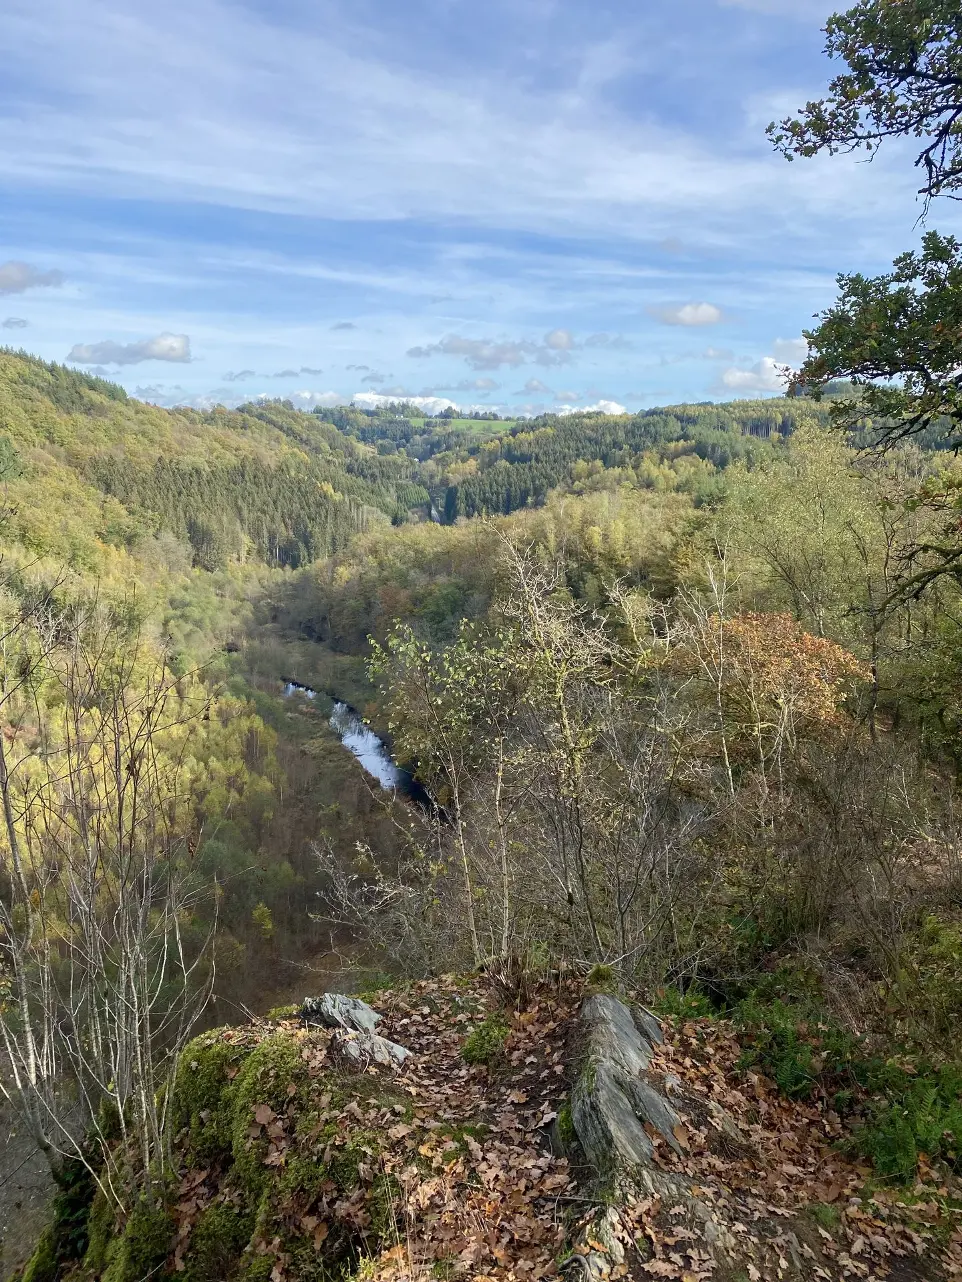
[0,0,954,417]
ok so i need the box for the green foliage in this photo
[733,993,863,1099]
[652,986,715,1021]
[855,1062,962,1182]
[768,0,962,202]
[461,1016,509,1066]
[793,233,962,452]
[731,978,962,1182]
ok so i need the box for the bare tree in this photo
[0,592,215,1206]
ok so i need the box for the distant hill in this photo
[0,350,428,574]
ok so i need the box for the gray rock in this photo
[572,1061,654,1171]
[623,1076,684,1155]
[301,993,381,1034]
[333,1029,412,1070]
[572,995,683,1173]
[579,994,655,1077]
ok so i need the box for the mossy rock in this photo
[229,1032,313,1195]
[21,1226,57,1282]
[179,1201,255,1282]
[173,1030,254,1164]
[83,1187,116,1275]
[101,1197,174,1282]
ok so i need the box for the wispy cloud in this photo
[0,260,64,295]
[2,317,28,329]
[224,368,255,381]
[408,332,575,370]
[720,335,806,393]
[68,333,192,365]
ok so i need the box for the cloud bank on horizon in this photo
[0,0,951,416]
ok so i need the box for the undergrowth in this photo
[658,957,962,1184]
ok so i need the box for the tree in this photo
[0,592,215,1206]
[791,232,962,446]
[771,1,962,599]
[769,0,962,204]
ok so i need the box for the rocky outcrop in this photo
[566,993,740,1277]
[300,992,382,1033]
[300,992,412,1070]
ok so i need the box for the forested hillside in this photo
[8,328,962,1279]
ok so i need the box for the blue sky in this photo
[0,0,954,416]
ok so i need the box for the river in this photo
[283,682,427,801]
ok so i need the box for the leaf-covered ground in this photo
[161,977,962,1282]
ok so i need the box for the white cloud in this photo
[721,356,789,393]
[649,302,724,327]
[772,336,808,364]
[0,0,900,253]
[557,399,627,415]
[68,332,192,365]
[701,346,733,360]
[352,392,459,415]
[544,329,575,351]
[2,317,28,329]
[0,260,64,295]
[519,378,552,394]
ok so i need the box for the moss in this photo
[173,1031,253,1164]
[230,1032,311,1194]
[327,1129,383,1193]
[21,1158,97,1281]
[83,1186,116,1275]
[277,1154,331,1205]
[21,1226,57,1282]
[179,1201,255,1282]
[585,963,617,993]
[557,1101,575,1147]
[101,1196,174,1282]
[461,1016,509,1066]
[239,1253,275,1282]
[266,1003,299,1021]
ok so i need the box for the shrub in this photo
[652,985,714,1021]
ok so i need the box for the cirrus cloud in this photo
[67,332,192,366]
